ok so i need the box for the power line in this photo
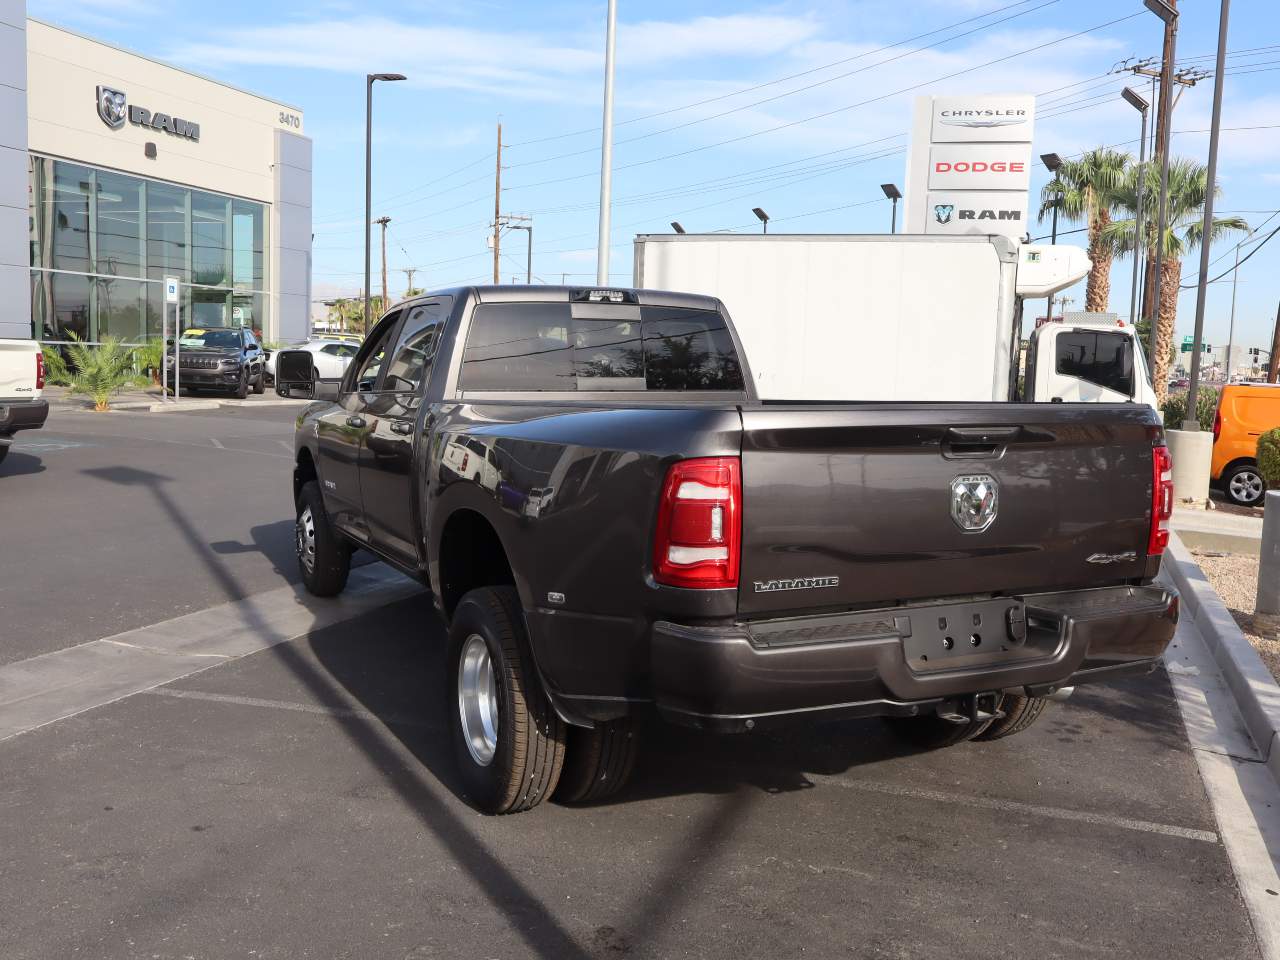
[1182,222,1280,289]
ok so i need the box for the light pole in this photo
[1144,0,1178,376]
[509,221,533,284]
[1184,0,1229,430]
[1225,234,1250,382]
[1041,152,1063,324]
[596,0,618,286]
[670,222,686,234]
[881,184,901,234]
[752,207,770,234]
[364,72,406,333]
[1121,87,1149,331]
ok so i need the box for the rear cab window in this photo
[458,301,745,394]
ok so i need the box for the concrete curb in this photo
[1165,533,1280,787]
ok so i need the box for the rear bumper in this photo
[649,585,1178,732]
[0,398,49,434]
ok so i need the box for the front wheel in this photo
[1223,463,1265,507]
[449,586,565,814]
[295,480,351,596]
[973,693,1050,741]
[554,717,639,804]
[252,368,266,394]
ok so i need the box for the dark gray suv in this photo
[165,327,265,399]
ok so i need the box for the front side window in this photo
[460,303,744,393]
[1055,331,1134,396]
[383,300,452,393]
[349,312,402,391]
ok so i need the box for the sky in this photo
[35,0,1280,359]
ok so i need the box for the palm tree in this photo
[1037,148,1131,313]
[1102,157,1248,404]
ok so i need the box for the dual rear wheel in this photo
[887,693,1051,749]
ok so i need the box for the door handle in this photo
[346,415,366,428]
[390,421,413,435]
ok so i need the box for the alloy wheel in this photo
[458,633,500,766]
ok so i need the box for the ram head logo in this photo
[934,204,955,225]
[951,474,998,532]
[97,86,127,129]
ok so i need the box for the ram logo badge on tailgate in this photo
[754,576,840,593]
[951,474,998,532]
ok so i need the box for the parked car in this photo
[166,327,265,399]
[274,286,1179,815]
[1211,382,1280,506]
[0,338,48,467]
[265,339,359,384]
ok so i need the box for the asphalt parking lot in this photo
[0,400,1265,959]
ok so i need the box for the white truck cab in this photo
[1024,321,1157,409]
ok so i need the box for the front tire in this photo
[886,710,994,749]
[233,370,249,400]
[1223,462,1265,507]
[252,368,265,394]
[449,587,565,814]
[295,480,351,597]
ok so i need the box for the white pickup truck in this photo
[0,339,49,467]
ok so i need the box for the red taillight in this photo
[35,351,45,390]
[460,452,469,471]
[653,457,741,589]
[1212,409,1222,443]
[1148,445,1173,556]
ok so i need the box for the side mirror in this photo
[275,349,316,399]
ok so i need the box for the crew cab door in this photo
[314,309,402,534]
[359,298,450,564]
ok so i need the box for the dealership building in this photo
[0,5,312,344]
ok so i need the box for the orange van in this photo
[1211,383,1280,505]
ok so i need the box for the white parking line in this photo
[210,437,225,449]
[146,687,439,729]
[811,775,1220,844]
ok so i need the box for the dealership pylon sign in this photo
[902,95,1035,239]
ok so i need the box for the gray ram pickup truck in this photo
[274,285,1178,815]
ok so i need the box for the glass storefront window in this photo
[146,182,187,283]
[232,199,266,290]
[96,278,147,342]
[29,156,271,343]
[53,162,92,274]
[192,190,230,287]
[95,171,143,279]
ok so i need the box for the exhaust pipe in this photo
[1044,686,1075,703]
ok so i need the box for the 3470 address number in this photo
[279,112,302,129]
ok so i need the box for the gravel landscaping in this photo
[1193,550,1280,683]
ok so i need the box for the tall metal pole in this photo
[890,197,898,234]
[364,75,373,333]
[1046,176,1060,323]
[526,221,533,284]
[493,123,502,284]
[1184,0,1229,430]
[596,0,618,286]
[1269,301,1280,383]
[1128,107,1148,330]
[1149,10,1178,375]
[1225,242,1241,381]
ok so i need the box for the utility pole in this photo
[400,267,417,298]
[1184,0,1230,430]
[492,123,502,284]
[596,0,618,286]
[1270,301,1280,384]
[374,216,391,313]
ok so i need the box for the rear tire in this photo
[555,717,639,804]
[886,711,994,749]
[0,442,9,468]
[973,693,1050,741]
[295,480,350,597]
[449,587,565,814]
[1223,462,1265,507]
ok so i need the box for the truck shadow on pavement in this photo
[0,450,46,477]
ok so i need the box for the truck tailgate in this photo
[0,340,38,400]
[737,403,1160,617]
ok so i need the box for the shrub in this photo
[64,334,136,412]
[1258,429,1280,489]
[131,339,165,384]
[1162,386,1217,431]
[39,343,72,386]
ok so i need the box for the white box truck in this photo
[632,234,1157,408]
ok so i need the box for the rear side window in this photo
[460,302,744,392]
[1055,331,1134,397]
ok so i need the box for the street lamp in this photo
[1184,0,1230,431]
[1041,153,1063,325]
[365,72,406,333]
[752,207,770,234]
[880,184,901,234]
[1143,0,1178,379]
[508,220,534,284]
[1121,87,1150,330]
[596,0,618,286]
[670,221,686,234]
